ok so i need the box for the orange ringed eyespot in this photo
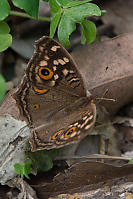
[33,87,48,94]
[33,104,40,110]
[64,126,76,138]
[38,67,53,80]
[52,129,64,140]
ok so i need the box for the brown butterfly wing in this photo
[30,97,96,151]
[14,36,96,151]
[27,36,86,97]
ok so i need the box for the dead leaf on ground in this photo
[114,116,133,155]
[101,0,133,35]
[49,193,82,199]
[72,33,133,116]
[32,161,133,198]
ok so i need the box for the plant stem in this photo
[10,10,51,22]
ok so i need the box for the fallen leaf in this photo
[102,0,133,35]
[72,33,133,115]
[32,161,133,198]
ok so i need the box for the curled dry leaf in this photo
[32,161,133,198]
[0,88,21,120]
[72,33,133,116]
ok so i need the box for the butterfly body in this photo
[14,36,96,151]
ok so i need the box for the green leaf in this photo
[49,0,61,15]
[57,0,70,7]
[26,149,59,172]
[14,163,24,177]
[58,13,76,47]
[23,160,32,179]
[57,3,100,47]
[66,3,101,23]
[81,20,96,44]
[29,151,54,172]
[36,155,53,172]
[49,0,62,37]
[42,0,49,2]
[0,0,10,20]
[14,161,32,179]
[129,158,133,164]
[0,21,12,52]
[0,21,10,34]
[101,10,107,16]
[12,0,39,18]
[50,12,61,38]
[64,0,92,8]
[0,34,12,52]
[0,75,6,103]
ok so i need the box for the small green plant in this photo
[0,74,6,103]
[0,0,104,52]
[14,160,32,179]
[128,158,133,164]
[26,149,59,172]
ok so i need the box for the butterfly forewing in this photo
[26,36,87,98]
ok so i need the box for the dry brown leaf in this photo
[72,33,133,116]
[49,193,82,199]
[32,161,133,198]
[0,88,21,121]
[102,0,133,35]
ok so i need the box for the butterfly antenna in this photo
[95,89,116,105]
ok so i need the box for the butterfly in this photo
[13,36,96,151]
